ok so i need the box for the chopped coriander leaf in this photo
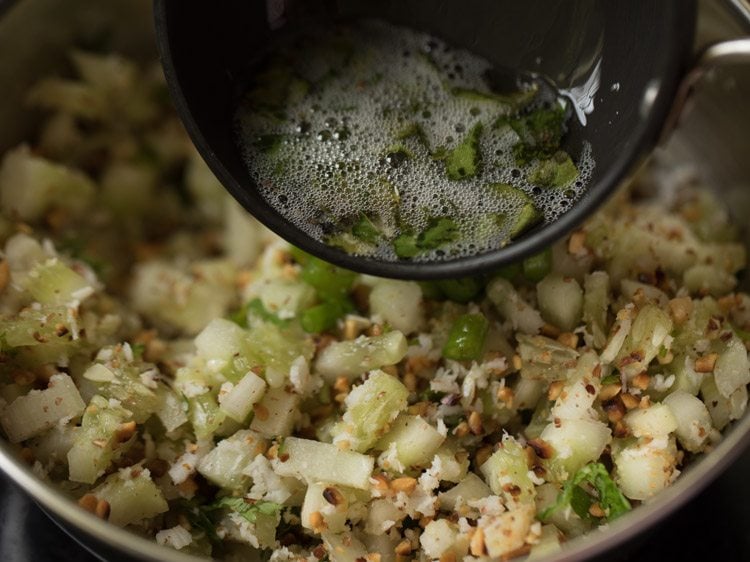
[528,151,579,188]
[393,232,421,258]
[443,313,489,361]
[395,122,429,147]
[208,497,283,523]
[600,374,621,386]
[509,104,567,165]
[442,122,482,180]
[522,247,552,282]
[351,213,381,244]
[418,217,460,250]
[253,134,284,155]
[452,84,538,112]
[540,462,631,522]
[230,298,288,328]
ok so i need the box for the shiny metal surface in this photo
[0,0,748,560]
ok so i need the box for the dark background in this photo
[1,448,749,562]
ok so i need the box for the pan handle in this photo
[661,38,750,141]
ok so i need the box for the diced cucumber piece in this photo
[480,436,535,504]
[369,280,423,335]
[549,354,602,420]
[130,259,236,335]
[663,390,713,452]
[91,467,168,527]
[315,331,408,382]
[259,279,316,320]
[249,387,300,439]
[486,278,545,335]
[1,306,78,348]
[376,414,445,468]
[0,145,95,221]
[433,441,469,483]
[322,531,369,562]
[583,271,610,349]
[537,273,583,332]
[541,418,611,478]
[613,437,678,501]
[244,322,315,388]
[615,304,673,379]
[0,374,85,443]
[67,395,132,484]
[23,258,92,305]
[438,472,492,512]
[701,374,748,431]
[420,519,461,559]
[84,348,160,424]
[154,385,188,433]
[516,334,579,382]
[365,498,406,536]
[334,371,408,452]
[195,318,248,362]
[713,336,750,398]
[623,403,678,438]
[219,371,267,423]
[301,482,355,533]
[197,430,266,491]
[189,393,226,440]
[528,525,563,559]
[275,437,374,490]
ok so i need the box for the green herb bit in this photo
[395,122,429,148]
[522,247,552,282]
[393,232,421,258]
[508,104,567,165]
[351,214,382,245]
[528,151,579,188]
[418,217,459,250]
[452,84,538,112]
[253,134,284,155]
[300,299,352,333]
[600,374,621,386]
[435,277,484,303]
[443,122,482,180]
[443,313,490,361]
[539,462,631,522]
[488,183,542,238]
[209,497,283,523]
[229,298,287,328]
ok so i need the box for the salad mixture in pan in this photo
[0,53,747,561]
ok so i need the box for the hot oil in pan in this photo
[234,19,594,262]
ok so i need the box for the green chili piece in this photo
[443,313,489,361]
[436,277,483,303]
[522,247,552,282]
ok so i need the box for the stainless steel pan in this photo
[0,0,749,560]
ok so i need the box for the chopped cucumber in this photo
[274,437,375,489]
[376,414,445,469]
